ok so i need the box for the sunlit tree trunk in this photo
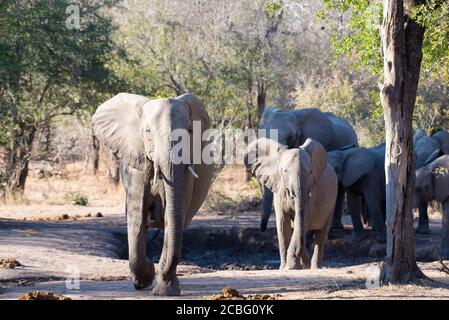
[380,0,426,283]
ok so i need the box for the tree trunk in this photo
[245,82,254,181]
[5,127,36,199]
[379,0,426,284]
[88,129,100,176]
[256,81,267,121]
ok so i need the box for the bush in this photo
[64,192,88,206]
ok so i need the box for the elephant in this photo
[245,137,338,269]
[92,92,214,296]
[413,129,449,234]
[258,108,358,232]
[413,154,449,258]
[327,144,386,242]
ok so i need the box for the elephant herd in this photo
[92,93,449,296]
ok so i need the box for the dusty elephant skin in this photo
[257,108,358,232]
[245,138,338,270]
[92,93,214,296]
[413,155,449,258]
[413,129,449,234]
[327,143,386,243]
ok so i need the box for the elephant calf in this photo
[327,144,386,242]
[413,129,449,234]
[413,154,449,258]
[245,138,338,269]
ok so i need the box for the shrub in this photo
[64,192,88,206]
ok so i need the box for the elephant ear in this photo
[431,156,449,202]
[177,93,210,129]
[245,138,286,193]
[301,138,328,185]
[413,128,426,143]
[341,148,376,187]
[293,109,334,149]
[177,93,214,216]
[432,130,449,155]
[92,93,150,170]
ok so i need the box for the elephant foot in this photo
[131,264,155,290]
[415,223,430,235]
[152,276,180,296]
[284,260,302,270]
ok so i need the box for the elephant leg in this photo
[126,168,154,290]
[286,220,308,270]
[441,200,449,259]
[331,184,345,230]
[347,191,366,242]
[260,186,274,232]
[311,217,332,269]
[416,203,430,234]
[152,218,183,296]
[363,190,386,243]
[274,198,292,270]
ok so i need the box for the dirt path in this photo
[1,206,449,299]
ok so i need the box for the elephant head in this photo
[413,129,449,169]
[259,108,334,149]
[92,92,209,184]
[245,137,328,213]
[413,155,449,208]
[327,146,376,187]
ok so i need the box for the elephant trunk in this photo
[160,161,185,279]
[260,186,273,232]
[292,179,306,260]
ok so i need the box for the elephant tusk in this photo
[153,166,159,185]
[187,165,199,179]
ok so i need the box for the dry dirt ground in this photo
[1,166,449,300]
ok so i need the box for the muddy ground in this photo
[1,205,449,300]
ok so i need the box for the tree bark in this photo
[380,0,426,284]
[256,81,267,121]
[88,129,100,176]
[5,127,36,199]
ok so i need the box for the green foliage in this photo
[320,0,449,143]
[319,0,383,76]
[0,0,123,192]
[412,0,449,83]
[64,191,88,206]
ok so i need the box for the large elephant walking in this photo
[92,93,214,296]
[258,108,358,231]
[413,129,449,233]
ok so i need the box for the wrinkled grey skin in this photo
[413,155,449,258]
[108,150,121,184]
[327,144,386,242]
[245,138,338,269]
[92,93,213,296]
[258,108,358,231]
[413,129,449,234]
